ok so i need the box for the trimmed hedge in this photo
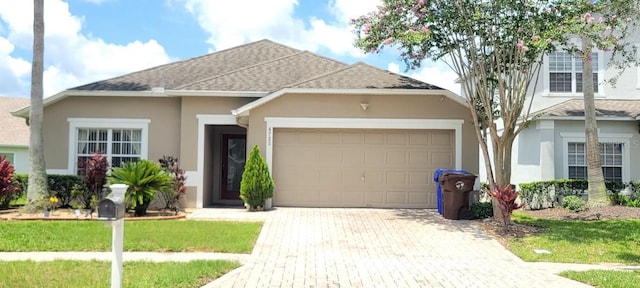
[519,179,639,210]
[14,174,83,208]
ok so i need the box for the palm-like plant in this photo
[109,160,173,216]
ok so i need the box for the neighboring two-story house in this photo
[480,43,640,186]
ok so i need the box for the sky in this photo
[0,0,459,99]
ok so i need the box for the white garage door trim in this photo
[264,117,464,174]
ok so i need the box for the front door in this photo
[221,134,246,200]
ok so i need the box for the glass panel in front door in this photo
[226,137,246,193]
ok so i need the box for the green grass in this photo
[0,220,262,253]
[0,260,239,288]
[560,270,640,288]
[507,212,640,265]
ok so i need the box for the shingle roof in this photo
[291,62,443,90]
[69,39,444,93]
[0,97,29,146]
[178,51,347,91]
[537,99,640,119]
[72,39,303,91]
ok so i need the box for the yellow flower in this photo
[49,196,59,204]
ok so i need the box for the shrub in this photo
[47,175,83,208]
[610,193,640,208]
[470,202,493,219]
[77,153,109,210]
[485,185,523,232]
[562,195,587,212]
[12,174,83,210]
[240,145,274,211]
[158,155,187,213]
[109,160,173,216]
[0,156,21,209]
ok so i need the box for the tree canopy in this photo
[352,0,640,190]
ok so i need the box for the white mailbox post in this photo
[101,183,128,288]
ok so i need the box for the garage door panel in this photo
[364,170,384,185]
[387,151,407,165]
[431,151,454,166]
[409,132,429,145]
[386,191,407,205]
[342,151,364,166]
[431,131,453,145]
[408,191,429,205]
[386,171,407,185]
[409,172,429,185]
[273,128,455,208]
[409,151,429,165]
[365,132,386,144]
[342,132,364,144]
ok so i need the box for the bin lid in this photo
[433,168,471,182]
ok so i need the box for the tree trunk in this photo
[581,36,608,207]
[25,0,48,212]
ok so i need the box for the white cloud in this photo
[176,0,380,57]
[388,61,461,95]
[0,0,171,97]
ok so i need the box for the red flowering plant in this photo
[485,185,524,233]
[0,155,21,209]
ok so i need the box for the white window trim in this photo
[264,117,464,174]
[636,43,640,89]
[542,50,605,97]
[560,132,631,182]
[67,118,150,175]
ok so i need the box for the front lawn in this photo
[507,212,640,265]
[0,260,238,288]
[560,270,640,288]
[0,220,262,253]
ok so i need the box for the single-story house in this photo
[1,96,30,174]
[12,39,478,209]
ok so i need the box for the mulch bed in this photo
[474,205,640,246]
[0,208,186,221]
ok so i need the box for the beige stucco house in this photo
[12,39,478,209]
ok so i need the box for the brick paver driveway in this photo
[205,208,590,288]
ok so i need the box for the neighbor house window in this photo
[0,152,14,163]
[68,118,149,175]
[567,142,623,181]
[548,51,598,93]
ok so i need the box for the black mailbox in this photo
[97,196,125,221]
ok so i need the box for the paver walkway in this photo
[202,208,597,288]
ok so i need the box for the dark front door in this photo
[221,134,246,200]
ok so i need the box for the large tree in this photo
[353,0,640,200]
[552,0,640,207]
[26,0,48,211]
[352,0,563,189]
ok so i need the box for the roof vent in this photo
[151,87,165,93]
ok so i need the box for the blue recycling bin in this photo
[433,168,470,215]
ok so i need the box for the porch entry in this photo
[221,134,246,200]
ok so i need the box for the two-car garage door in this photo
[272,128,455,208]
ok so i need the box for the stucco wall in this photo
[494,119,640,187]
[179,96,255,171]
[43,96,182,172]
[246,93,479,174]
[0,146,29,174]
